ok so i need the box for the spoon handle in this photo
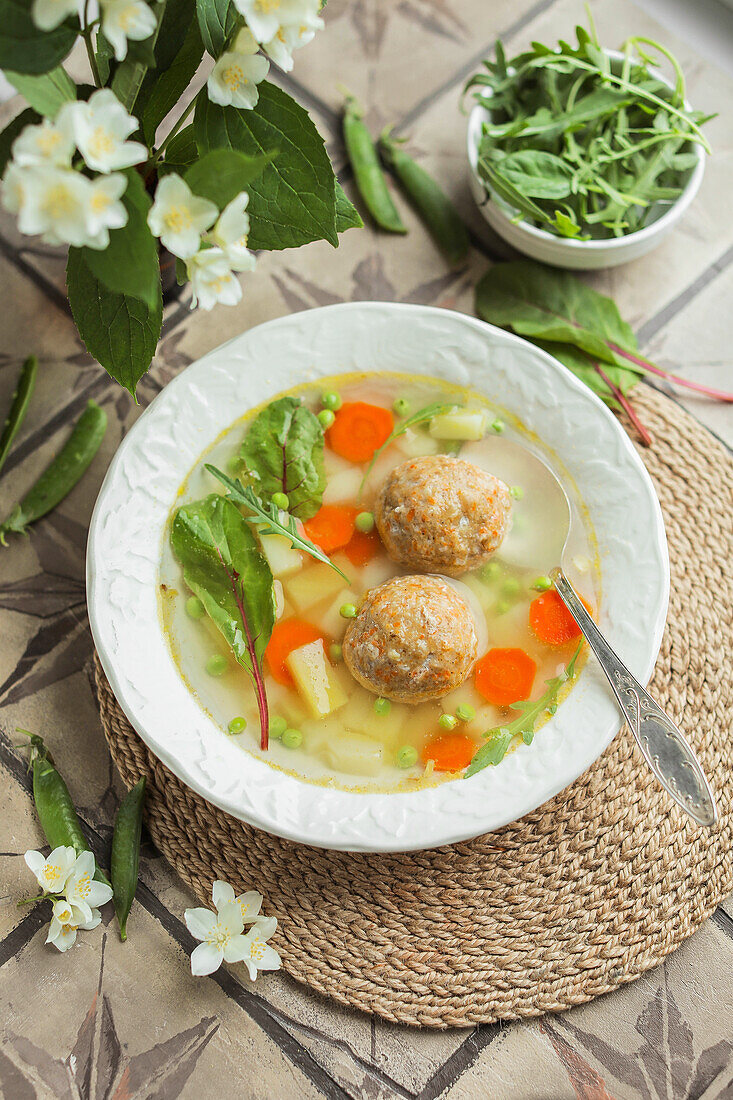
[550,568,717,828]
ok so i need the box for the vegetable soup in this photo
[159,372,597,792]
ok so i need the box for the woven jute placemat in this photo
[94,386,732,1029]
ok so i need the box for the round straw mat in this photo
[94,385,732,1029]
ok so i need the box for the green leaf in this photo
[95,31,115,85]
[110,0,165,111]
[170,493,275,746]
[195,82,339,250]
[159,125,198,176]
[335,181,363,233]
[140,17,204,145]
[4,65,75,118]
[0,0,77,74]
[66,249,162,397]
[0,107,40,175]
[491,150,574,199]
[196,0,240,58]
[239,396,325,520]
[71,169,160,310]
[464,729,513,776]
[532,340,638,407]
[184,147,271,209]
[474,260,640,368]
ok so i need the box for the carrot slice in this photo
[475,647,537,707]
[303,504,358,555]
[423,732,477,773]
[343,527,381,566]
[265,619,325,686]
[529,590,589,646]
[325,401,394,463]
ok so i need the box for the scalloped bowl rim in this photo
[87,302,669,852]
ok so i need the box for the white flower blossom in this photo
[240,916,281,981]
[14,166,96,247]
[84,172,129,250]
[207,44,270,110]
[99,0,157,62]
[1,162,31,217]
[24,846,77,894]
[187,247,243,311]
[211,880,264,923]
[31,0,79,32]
[262,17,319,72]
[212,192,256,271]
[147,173,218,259]
[63,851,114,921]
[47,898,102,953]
[11,118,75,169]
[234,0,322,48]
[63,89,146,173]
[185,880,279,977]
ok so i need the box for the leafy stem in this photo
[206,465,351,583]
[81,0,102,88]
[358,401,458,498]
[215,547,269,750]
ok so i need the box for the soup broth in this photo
[160,372,598,792]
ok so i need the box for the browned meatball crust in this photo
[343,574,478,704]
[374,455,511,577]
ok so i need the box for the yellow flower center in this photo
[207,921,233,948]
[38,131,62,155]
[223,64,247,90]
[256,0,280,12]
[88,126,115,158]
[164,205,192,232]
[117,5,138,30]
[74,872,91,898]
[57,905,73,922]
[44,862,65,885]
[250,939,266,961]
[91,191,112,213]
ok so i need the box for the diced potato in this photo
[360,557,398,591]
[315,587,353,637]
[322,467,363,505]
[286,639,347,719]
[429,409,488,441]
[339,691,408,746]
[285,563,346,614]
[258,530,303,578]
[393,427,440,458]
[324,732,384,777]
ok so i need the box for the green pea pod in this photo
[0,355,37,480]
[27,734,111,887]
[343,96,407,234]
[379,130,469,266]
[111,777,146,941]
[0,399,107,545]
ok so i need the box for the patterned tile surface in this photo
[0,0,731,1097]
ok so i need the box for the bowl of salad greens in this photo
[465,21,710,270]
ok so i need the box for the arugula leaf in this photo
[205,466,350,583]
[239,396,325,519]
[359,401,458,497]
[4,66,75,118]
[486,150,574,200]
[465,644,582,777]
[171,494,275,749]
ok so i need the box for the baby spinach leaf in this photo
[171,493,275,748]
[240,396,325,520]
[490,150,574,199]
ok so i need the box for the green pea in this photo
[343,95,407,234]
[495,600,510,616]
[531,575,553,592]
[481,561,501,582]
[206,654,228,676]
[439,713,458,731]
[228,716,247,734]
[491,418,505,434]
[186,595,205,620]
[374,697,391,717]
[393,397,410,417]
[329,643,343,663]
[510,485,524,500]
[269,715,287,739]
[321,391,342,411]
[339,603,358,619]
[282,727,303,749]
[318,409,335,429]
[502,577,521,598]
[271,491,290,511]
[355,511,375,533]
[456,704,475,722]
[396,745,418,768]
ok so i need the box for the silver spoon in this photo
[462,436,718,828]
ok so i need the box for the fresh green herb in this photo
[465,643,582,777]
[0,400,107,545]
[170,494,276,750]
[239,396,326,521]
[359,401,457,495]
[0,355,37,480]
[206,465,351,583]
[466,19,710,240]
[379,127,469,265]
[111,776,146,942]
[343,95,407,234]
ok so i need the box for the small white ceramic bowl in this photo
[466,51,706,270]
[87,303,669,852]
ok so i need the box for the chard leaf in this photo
[239,396,325,519]
[170,494,275,748]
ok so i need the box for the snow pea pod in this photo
[343,96,407,234]
[379,130,469,266]
[111,776,146,941]
[0,399,106,545]
[0,355,37,479]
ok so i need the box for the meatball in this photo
[374,455,511,577]
[343,575,478,704]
